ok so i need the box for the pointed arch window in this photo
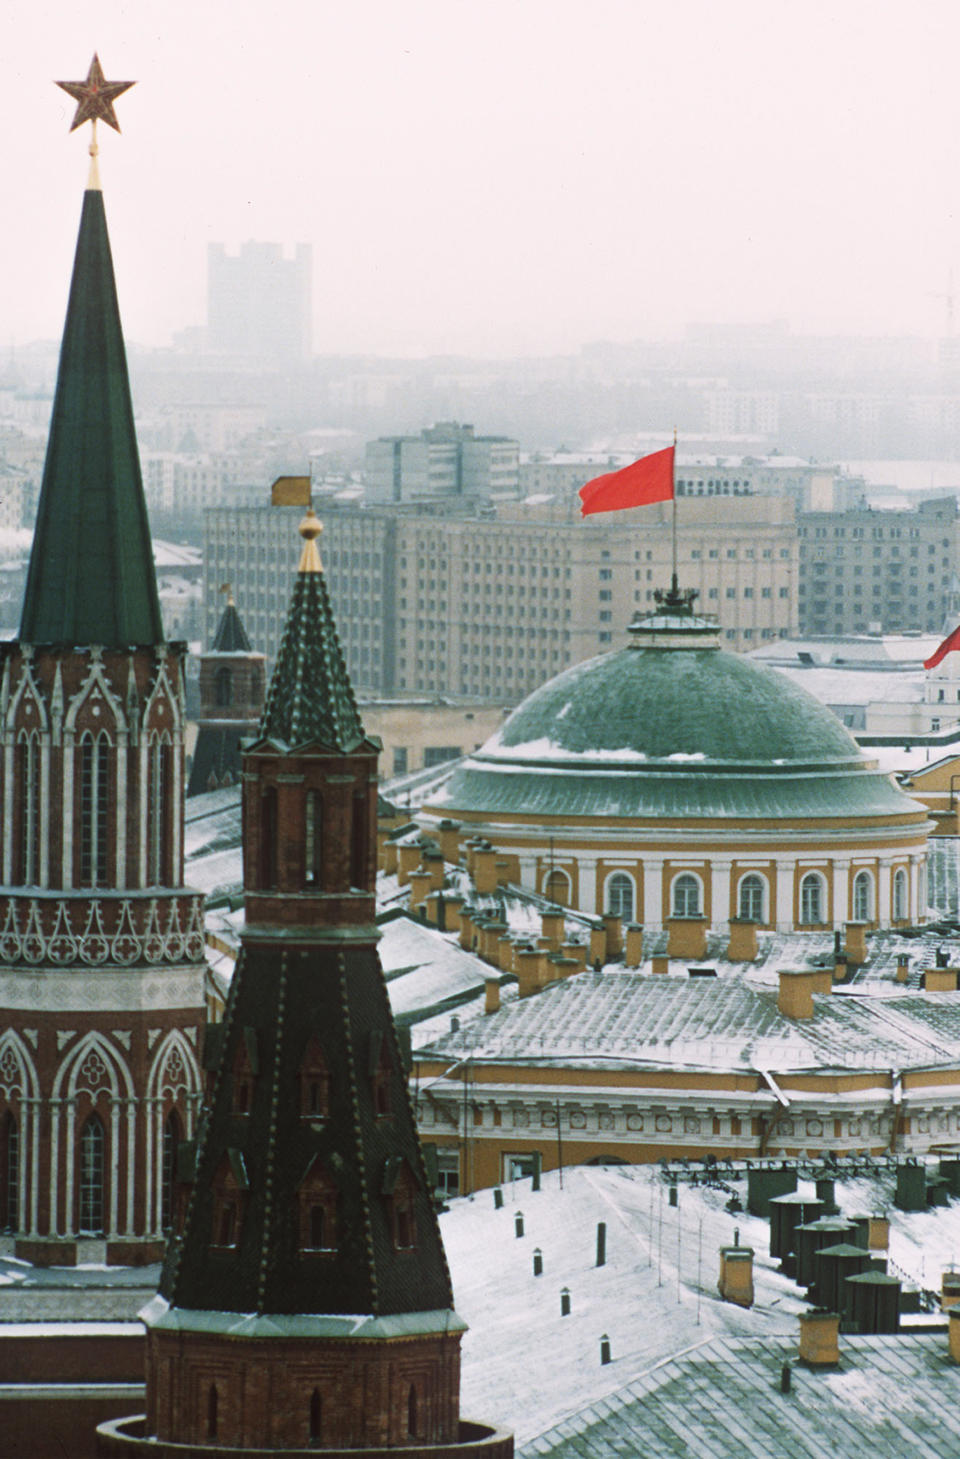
[305,790,323,887]
[148,735,173,886]
[893,868,908,922]
[161,1109,181,1232]
[79,732,110,888]
[78,1114,105,1235]
[16,731,40,885]
[1,1112,19,1233]
[738,874,765,922]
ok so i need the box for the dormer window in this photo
[211,1149,248,1250]
[369,1032,392,1118]
[232,1028,259,1116]
[297,1156,338,1254]
[382,1156,418,1251]
[299,1036,330,1121]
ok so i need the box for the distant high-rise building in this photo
[365,421,519,504]
[206,241,312,362]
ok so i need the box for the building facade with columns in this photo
[421,588,931,942]
[0,162,204,1264]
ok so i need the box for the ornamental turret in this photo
[102,514,512,1455]
[0,61,204,1266]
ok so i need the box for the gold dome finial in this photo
[298,509,323,573]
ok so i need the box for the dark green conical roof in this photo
[212,597,253,652]
[257,519,366,751]
[19,186,163,646]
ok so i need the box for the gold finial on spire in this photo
[219,582,235,607]
[298,510,323,573]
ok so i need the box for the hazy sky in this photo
[4,0,960,356]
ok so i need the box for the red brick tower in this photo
[0,96,204,1265]
[186,588,265,796]
[102,513,512,1455]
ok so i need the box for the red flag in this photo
[578,446,675,516]
[924,624,960,670]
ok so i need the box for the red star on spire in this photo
[56,54,135,133]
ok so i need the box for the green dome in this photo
[493,644,861,768]
[427,626,927,825]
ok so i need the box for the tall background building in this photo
[206,241,312,363]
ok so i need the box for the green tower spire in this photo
[19,179,163,646]
[257,510,367,751]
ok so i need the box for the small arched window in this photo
[260,786,278,890]
[672,874,701,918]
[800,873,825,925]
[79,1114,105,1235]
[214,667,232,708]
[305,790,323,887]
[543,868,571,905]
[309,1389,322,1445]
[738,874,765,923]
[407,1385,419,1439]
[893,868,908,922]
[606,873,634,921]
[852,870,873,923]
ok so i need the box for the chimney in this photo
[867,1215,889,1251]
[833,952,848,984]
[949,1308,960,1363]
[408,868,432,911]
[798,1309,839,1367]
[516,948,550,998]
[943,1271,960,1310]
[561,940,588,972]
[540,905,565,950]
[624,923,643,968]
[485,976,501,1015]
[589,925,607,968]
[459,905,476,951]
[726,917,758,962]
[397,840,422,886]
[437,818,461,863]
[778,969,816,1019]
[845,921,868,965]
[666,915,708,960]
[923,966,959,992]
[424,850,446,891]
[602,912,623,961]
[473,845,498,894]
[809,967,833,995]
[650,953,670,975]
[496,935,515,972]
[896,953,910,983]
[718,1243,755,1308]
